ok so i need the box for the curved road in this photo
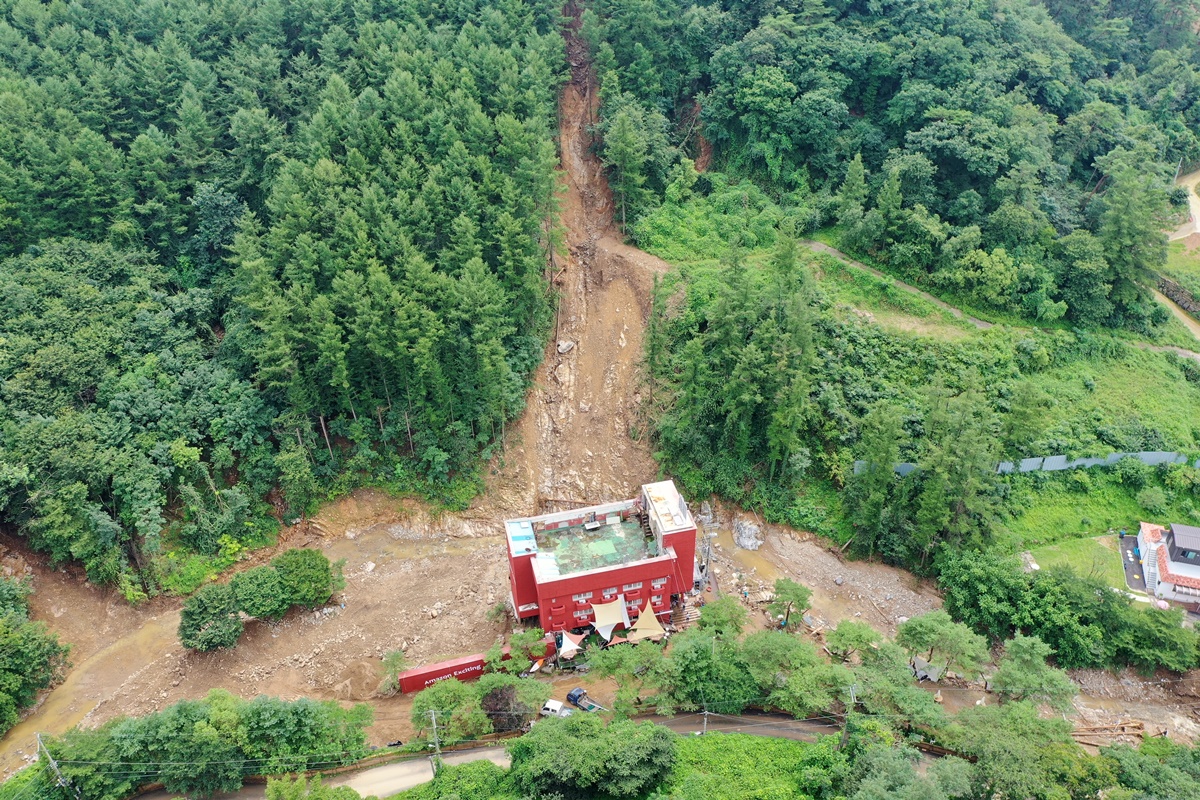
[1170,167,1200,241]
[804,241,1200,363]
[803,240,993,329]
[136,713,836,799]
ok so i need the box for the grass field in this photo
[1027,536,1128,590]
[1165,241,1200,298]
[1001,466,1198,554]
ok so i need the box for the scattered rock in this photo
[557,340,575,354]
[834,576,845,586]
[363,561,376,573]
[1174,670,1200,698]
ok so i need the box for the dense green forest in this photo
[0,0,563,592]
[588,0,1197,330]
[586,1,1200,563]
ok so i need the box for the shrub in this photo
[377,650,408,697]
[178,582,243,651]
[272,548,335,609]
[1137,486,1169,515]
[232,565,290,620]
[1113,456,1152,489]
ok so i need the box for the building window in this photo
[572,591,593,602]
[651,578,667,589]
[652,595,663,605]
[573,609,593,619]
[602,587,617,597]
[622,582,643,591]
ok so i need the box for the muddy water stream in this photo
[1,612,181,775]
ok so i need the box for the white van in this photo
[540,699,575,718]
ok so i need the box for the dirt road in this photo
[804,241,992,329]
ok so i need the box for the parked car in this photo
[540,699,575,718]
[566,687,605,712]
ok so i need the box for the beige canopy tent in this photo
[589,595,631,641]
[558,631,586,660]
[627,603,667,643]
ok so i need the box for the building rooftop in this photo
[1172,523,1200,552]
[643,480,693,535]
[531,518,659,580]
[1141,521,1165,544]
[505,480,695,583]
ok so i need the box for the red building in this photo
[506,481,698,634]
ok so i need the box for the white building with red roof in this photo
[1139,521,1200,600]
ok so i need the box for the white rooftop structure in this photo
[642,480,692,535]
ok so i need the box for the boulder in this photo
[733,519,763,551]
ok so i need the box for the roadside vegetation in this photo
[0,577,70,736]
[385,601,1200,800]
[1,690,371,800]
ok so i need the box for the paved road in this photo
[1170,167,1200,241]
[333,747,509,798]
[649,709,840,741]
[1119,534,1148,593]
[134,714,832,800]
[136,746,509,800]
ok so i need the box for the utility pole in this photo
[38,733,81,800]
[428,710,443,776]
[837,685,858,751]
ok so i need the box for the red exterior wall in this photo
[396,639,557,694]
[532,541,695,632]
[662,526,697,589]
[509,551,537,612]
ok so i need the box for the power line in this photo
[38,733,80,800]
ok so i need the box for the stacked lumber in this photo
[1071,720,1149,748]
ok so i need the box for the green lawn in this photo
[1165,241,1200,298]
[1028,536,1129,590]
[1002,482,1144,550]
